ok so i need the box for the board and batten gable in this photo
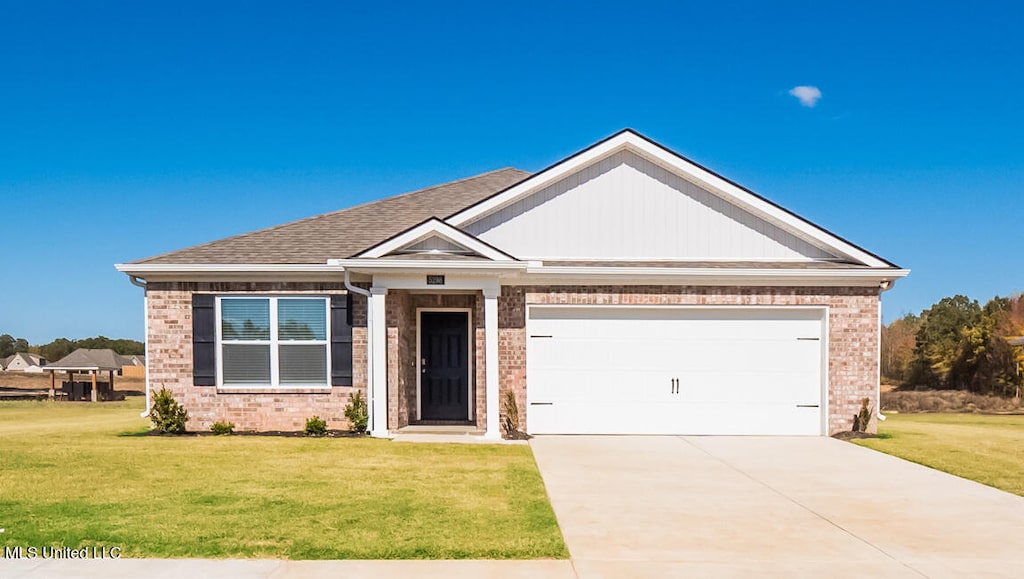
[462,150,837,261]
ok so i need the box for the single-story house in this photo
[116,129,908,438]
[3,352,47,373]
[120,354,145,366]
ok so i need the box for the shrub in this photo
[305,415,328,436]
[210,421,235,436]
[343,390,368,434]
[150,387,188,434]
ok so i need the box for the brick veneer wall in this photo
[496,285,881,435]
[148,282,879,435]
[146,282,365,432]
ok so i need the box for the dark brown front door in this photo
[420,311,469,421]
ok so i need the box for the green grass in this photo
[0,398,567,559]
[854,413,1024,496]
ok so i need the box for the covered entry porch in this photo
[336,261,516,440]
[361,274,504,440]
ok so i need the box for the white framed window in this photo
[216,296,331,387]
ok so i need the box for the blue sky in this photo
[1,1,1022,344]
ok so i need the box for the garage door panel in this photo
[526,306,825,436]
[529,369,671,402]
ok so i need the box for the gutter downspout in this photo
[343,269,375,432]
[877,279,896,424]
[128,275,151,418]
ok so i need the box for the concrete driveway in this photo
[530,435,1024,578]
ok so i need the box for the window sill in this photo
[216,386,334,395]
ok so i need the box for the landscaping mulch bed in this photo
[832,431,879,441]
[142,429,367,438]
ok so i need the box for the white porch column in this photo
[483,287,501,440]
[369,287,390,438]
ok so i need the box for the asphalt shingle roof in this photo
[44,349,126,371]
[132,168,530,265]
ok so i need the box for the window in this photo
[218,297,329,387]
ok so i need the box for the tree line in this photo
[882,294,1024,397]
[0,333,144,362]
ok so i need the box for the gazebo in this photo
[43,349,124,401]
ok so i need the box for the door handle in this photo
[670,378,679,394]
[796,404,819,408]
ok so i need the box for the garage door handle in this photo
[796,404,819,408]
[530,402,554,406]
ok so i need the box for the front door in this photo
[420,311,470,421]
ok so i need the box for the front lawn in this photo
[0,398,567,559]
[854,413,1024,496]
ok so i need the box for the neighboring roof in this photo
[131,168,530,265]
[120,354,145,365]
[1009,337,1024,346]
[5,352,44,366]
[44,349,125,371]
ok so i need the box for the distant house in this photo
[4,352,47,373]
[120,354,145,366]
[119,354,146,378]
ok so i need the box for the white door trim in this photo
[416,307,474,422]
[525,303,830,435]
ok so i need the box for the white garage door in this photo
[526,306,825,435]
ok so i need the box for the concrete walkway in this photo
[530,435,1024,578]
[5,436,1024,578]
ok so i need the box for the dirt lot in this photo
[0,370,145,394]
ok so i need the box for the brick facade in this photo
[146,282,879,435]
[146,282,363,432]
[496,285,881,435]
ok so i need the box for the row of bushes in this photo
[881,389,1023,414]
[149,388,369,436]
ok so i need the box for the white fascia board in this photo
[114,263,344,283]
[44,366,104,371]
[521,265,910,287]
[329,258,527,273]
[115,263,341,274]
[448,130,893,269]
[356,218,517,261]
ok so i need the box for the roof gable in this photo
[449,130,895,268]
[357,218,518,261]
[461,149,839,262]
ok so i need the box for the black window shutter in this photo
[331,294,354,386]
[192,294,217,386]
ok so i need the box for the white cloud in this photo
[788,85,822,107]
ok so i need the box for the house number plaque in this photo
[426,275,445,285]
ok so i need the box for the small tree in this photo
[343,390,368,434]
[151,387,188,434]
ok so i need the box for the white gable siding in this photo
[463,151,835,261]
[402,236,470,253]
